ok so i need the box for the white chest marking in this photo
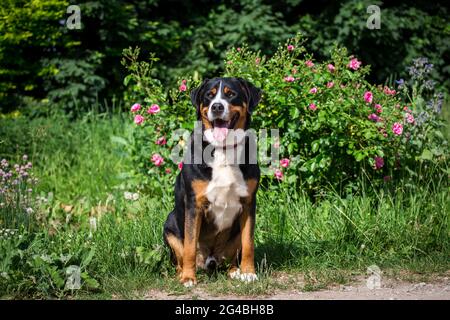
[206,148,248,232]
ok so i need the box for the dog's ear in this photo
[237,78,262,114]
[190,78,209,117]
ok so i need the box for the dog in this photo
[163,77,262,286]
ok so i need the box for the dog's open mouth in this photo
[211,114,239,142]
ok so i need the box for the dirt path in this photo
[144,273,450,300]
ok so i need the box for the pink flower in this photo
[131,103,141,113]
[165,168,172,174]
[181,79,187,84]
[375,104,382,114]
[374,156,384,170]
[363,91,373,103]
[292,67,298,74]
[151,154,164,166]
[227,60,233,65]
[237,47,241,52]
[327,64,335,72]
[309,103,317,111]
[383,176,391,182]
[287,45,294,51]
[392,122,403,135]
[405,113,415,124]
[255,57,261,65]
[179,84,187,92]
[403,106,411,113]
[134,115,144,125]
[156,136,167,145]
[274,169,283,180]
[383,86,396,95]
[280,158,290,168]
[368,113,380,122]
[178,162,183,170]
[348,58,361,70]
[284,76,295,82]
[147,104,160,114]
[326,82,334,88]
[305,60,314,67]
[309,87,318,94]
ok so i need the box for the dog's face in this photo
[191,78,262,133]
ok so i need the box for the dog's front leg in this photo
[180,202,203,287]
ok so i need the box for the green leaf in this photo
[419,149,433,161]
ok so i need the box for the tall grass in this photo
[0,110,448,298]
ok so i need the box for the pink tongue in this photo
[213,127,229,142]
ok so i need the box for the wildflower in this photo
[147,104,160,114]
[326,82,334,88]
[363,91,373,103]
[327,64,335,72]
[348,58,361,70]
[375,104,382,114]
[255,57,261,65]
[156,136,167,145]
[309,87,318,94]
[227,61,232,65]
[280,158,290,168]
[151,154,164,166]
[392,122,403,135]
[383,86,396,95]
[374,156,384,170]
[134,115,144,125]
[26,207,33,214]
[132,193,139,201]
[124,192,132,200]
[368,113,380,122]
[405,113,415,124]
[309,103,317,111]
[179,83,187,92]
[292,67,298,74]
[237,47,241,52]
[22,155,28,161]
[287,45,294,51]
[131,103,141,113]
[284,76,295,82]
[305,60,314,68]
[383,176,391,182]
[165,168,172,174]
[274,169,283,180]
[178,162,183,170]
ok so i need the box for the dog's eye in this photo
[206,92,215,99]
[225,91,235,98]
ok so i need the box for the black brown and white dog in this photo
[163,77,262,286]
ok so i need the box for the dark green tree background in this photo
[0,0,448,113]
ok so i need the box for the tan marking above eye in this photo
[207,88,217,97]
[223,86,235,97]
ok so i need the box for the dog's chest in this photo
[205,152,248,232]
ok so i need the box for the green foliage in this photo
[123,34,447,194]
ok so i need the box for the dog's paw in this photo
[180,274,197,288]
[239,273,258,283]
[229,268,241,280]
[183,279,195,288]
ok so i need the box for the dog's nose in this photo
[211,103,224,115]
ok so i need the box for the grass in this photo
[0,110,449,299]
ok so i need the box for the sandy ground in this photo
[143,274,450,300]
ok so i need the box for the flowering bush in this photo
[122,34,447,194]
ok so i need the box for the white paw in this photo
[240,273,258,283]
[229,269,241,279]
[183,280,194,288]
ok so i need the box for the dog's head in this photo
[190,78,262,138]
